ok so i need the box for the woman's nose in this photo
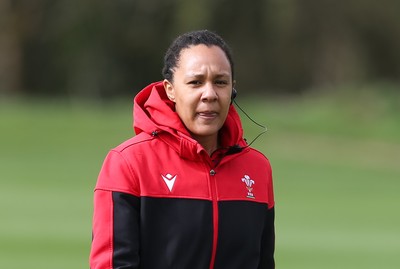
[201,83,218,102]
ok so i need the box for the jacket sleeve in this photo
[258,207,275,269]
[90,150,141,269]
[258,159,275,269]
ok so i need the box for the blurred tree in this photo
[18,0,178,98]
[350,0,400,83]
[171,0,214,33]
[0,0,22,96]
[209,0,271,93]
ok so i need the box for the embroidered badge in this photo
[241,174,255,199]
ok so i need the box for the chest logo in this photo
[241,174,255,199]
[161,173,177,192]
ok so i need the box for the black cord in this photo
[233,99,268,148]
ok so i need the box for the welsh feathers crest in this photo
[241,175,255,199]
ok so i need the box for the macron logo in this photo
[161,173,177,192]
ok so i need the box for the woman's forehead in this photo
[176,45,231,72]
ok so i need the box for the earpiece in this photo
[231,88,237,102]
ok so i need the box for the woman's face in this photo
[164,44,233,142]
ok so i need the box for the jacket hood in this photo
[133,81,247,159]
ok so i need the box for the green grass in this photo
[0,89,399,268]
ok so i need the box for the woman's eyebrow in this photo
[185,72,231,79]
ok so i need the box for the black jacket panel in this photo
[214,201,274,269]
[139,197,214,269]
[111,193,274,269]
[112,192,141,269]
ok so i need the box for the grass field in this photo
[1,88,399,268]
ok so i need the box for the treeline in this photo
[1,0,399,98]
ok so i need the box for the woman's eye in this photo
[215,80,228,85]
[188,81,201,85]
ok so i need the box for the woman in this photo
[90,30,275,269]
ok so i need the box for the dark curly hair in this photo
[162,30,234,82]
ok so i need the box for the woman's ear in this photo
[163,79,175,102]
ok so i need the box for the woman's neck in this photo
[192,133,219,156]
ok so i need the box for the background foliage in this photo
[1,0,399,98]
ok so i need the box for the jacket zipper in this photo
[209,168,218,269]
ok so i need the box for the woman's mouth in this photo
[197,111,218,119]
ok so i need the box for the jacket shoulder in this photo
[95,133,154,195]
[112,132,154,153]
[246,147,272,166]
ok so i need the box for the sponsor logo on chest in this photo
[161,173,177,192]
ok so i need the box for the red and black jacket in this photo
[90,82,275,269]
